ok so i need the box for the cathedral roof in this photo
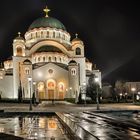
[28,17,66,31]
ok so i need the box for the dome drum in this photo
[32,52,69,65]
[25,28,71,47]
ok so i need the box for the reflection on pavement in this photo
[0,115,68,140]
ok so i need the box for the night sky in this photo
[0,0,140,84]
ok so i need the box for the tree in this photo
[115,80,128,102]
[86,73,102,102]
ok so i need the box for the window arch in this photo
[38,57,41,62]
[71,68,76,75]
[53,32,55,38]
[54,57,57,62]
[41,31,43,37]
[16,47,22,56]
[47,31,49,37]
[63,34,65,40]
[25,67,30,75]
[60,57,61,62]
[76,47,81,55]
[49,56,51,62]
[43,57,45,62]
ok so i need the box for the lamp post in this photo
[28,76,32,111]
[69,87,72,98]
[131,87,136,104]
[95,76,100,110]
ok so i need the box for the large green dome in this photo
[29,17,66,31]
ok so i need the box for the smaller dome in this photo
[72,33,82,42]
[68,60,77,64]
[23,59,32,65]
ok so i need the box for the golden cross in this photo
[43,6,50,17]
[75,33,78,38]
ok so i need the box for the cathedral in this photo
[0,7,101,102]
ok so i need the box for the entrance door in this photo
[58,82,64,99]
[37,82,45,99]
[47,79,56,100]
[48,89,54,99]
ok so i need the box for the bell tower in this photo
[13,32,26,57]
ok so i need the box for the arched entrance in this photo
[58,82,64,99]
[37,82,45,99]
[47,79,56,99]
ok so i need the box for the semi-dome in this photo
[68,60,77,64]
[29,17,66,31]
[36,45,62,53]
[23,59,32,65]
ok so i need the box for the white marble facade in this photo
[0,7,101,101]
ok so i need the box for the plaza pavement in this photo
[0,102,140,113]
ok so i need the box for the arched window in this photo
[38,57,40,62]
[76,47,81,55]
[41,31,43,37]
[30,33,32,39]
[43,57,45,62]
[71,68,76,75]
[63,35,65,40]
[53,32,55,38]
[58,33,61,38]
[16,47,22,56]
[49,57,51,62]
[60,57,61,62]
[25,67,30,75]
[47,31,49,37]
[54,57,57,62]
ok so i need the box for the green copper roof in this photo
[36,45,62,53]
[29,17,66,31]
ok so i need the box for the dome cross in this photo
[75,33,78,38]
[18,32,21,37]
[43,6,50,17]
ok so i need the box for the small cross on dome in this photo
[18,32,21,37]
[75,33,78,38]
[43,6,50,17]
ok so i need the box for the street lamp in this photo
[95,76,100,110]
[131,87,136,104]
[28,76,32,111]
[69,87,72,98]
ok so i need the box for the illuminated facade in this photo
[0,7,101,102]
